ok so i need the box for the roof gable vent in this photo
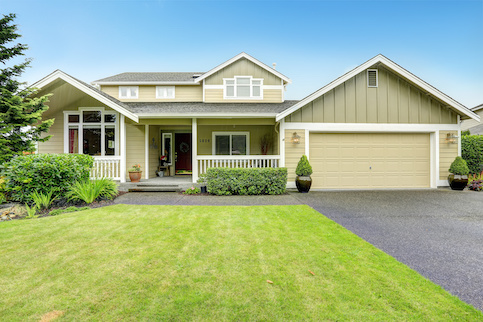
[367,69,378,87]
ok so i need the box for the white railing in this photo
[91,156,122,180]
[197,155,281,175]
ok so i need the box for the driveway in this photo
[293,189,483,311]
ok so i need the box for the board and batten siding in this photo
[204,58,282,86]
[284,129,306,183]
[125,122,146,180]
[285,66,458,124]
[101,85,203,102]
[204,89,282,103]
[439,131,458,181]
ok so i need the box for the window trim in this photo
[211,131,250,155]
[162,132,173,165]
[63,107,119,156]
[156,86,176,99]
[223,76,263,100]
[119,86,139,99]
[367,69,378,88]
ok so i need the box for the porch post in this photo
[145,124,149,180]
[279,119,285,167]
[120,115,126,183]
[192,118,198,183]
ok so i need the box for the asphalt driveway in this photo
[294,189,483,311]
[115,188,483,311]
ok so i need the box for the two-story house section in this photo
[33,53,478,188]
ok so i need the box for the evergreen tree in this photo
[0,13,53,164]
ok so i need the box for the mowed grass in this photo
[0,205,480,320]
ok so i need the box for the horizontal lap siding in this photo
[284,129,306,183]
[101,85,202,102]
[38,109,64,154]
[309,133,430,189]
[285,66,458,124]
[439,131,458,180]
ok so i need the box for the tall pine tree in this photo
[0,13,53,164]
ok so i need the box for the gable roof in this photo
[194,52,292,84]
[276,54,479,122]
[31,70,138,122]
[472,103,483,112]
[92,72,204,85]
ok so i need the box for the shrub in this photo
[448,156,470,176]
[66,178,118,204]
[295,155,313,176]
[462,135,483,174]
[31,189,57,210]
[0,154,93,202]
[184,186,201,195]
[205,167,287,196]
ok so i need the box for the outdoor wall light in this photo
[446,133,458,144]
[292,132,301,144]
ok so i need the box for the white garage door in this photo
[309,133,430,189]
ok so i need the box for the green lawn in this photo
[0,205,480,320]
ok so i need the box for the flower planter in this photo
[296,176,312,193]
[448,174,468,190]
[129,171,142,183]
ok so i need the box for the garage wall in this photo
[439,131,458,180]
[284,129,306,183]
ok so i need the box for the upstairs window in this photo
[224,76,263,99]
[119,86,138,99]
[156,86,175,99]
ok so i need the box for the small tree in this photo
[449,156,470,176]
[295,155,313,176]
[0,13,53,164]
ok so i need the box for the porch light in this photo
[292,132,301,144]
[446,133,458,144]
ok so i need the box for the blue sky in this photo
[2,0,482,107]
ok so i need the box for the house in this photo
[32,53,479,189]
[461,104,483,134]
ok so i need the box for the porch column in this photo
[279,119,285,167]
[192,118,198,183]
[120,115,126,183]
[145,124,149,180]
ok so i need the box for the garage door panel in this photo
[309,133,430,189]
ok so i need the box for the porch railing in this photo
[91,156,122,180]
[197,155,281,175]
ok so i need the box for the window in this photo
[65,109,118,156]
[162,133,173,165]
[212,132,250,155]
[156,86,175,99]
[224,76,263,99]
[367,69,378,87]
[119,86,138,99]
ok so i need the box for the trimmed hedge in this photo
[0,154,94,202]
[205,167,287,195]
[462,135,483,174]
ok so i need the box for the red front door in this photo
[175,133,192,173]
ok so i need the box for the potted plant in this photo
[448,156,470,190]
[128,164,142,183]
[295,155,313,193]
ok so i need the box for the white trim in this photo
[276,54,479,122]
[192,118,198,183]
[202,79,206,102]
[31,70,138,122]
[195,52,292,84]
[145,124,149,180]
[156,86,175,99]
[211,131,250,155]
[204,84,282,91]
[305,129,310,159]
[430,132,437,188]
[93,81,199,86]
[137,113,278,118]
[284,122,460,132]
[279,119,285,167]
[120,115,126,183]
[367,69,378,87]
[119,86,139,99]
[435,130,440,187]
[223,76,263,100]
[162,133,173,165]
[204,85,224,90]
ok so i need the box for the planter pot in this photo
[448,174,468,190]
[200,186,207,193]
[129,171,142,183]
[296,176,312,193]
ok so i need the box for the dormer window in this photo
[119,86,138,99]
[156,86,175,99]
[224,76,263,99]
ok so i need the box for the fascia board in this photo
[92,81,199,86]
[32,70,139,122]
[195,52,292,84]
[137,113,277,119]
[276,55,479,122]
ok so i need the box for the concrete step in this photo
[128,186,182,192]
